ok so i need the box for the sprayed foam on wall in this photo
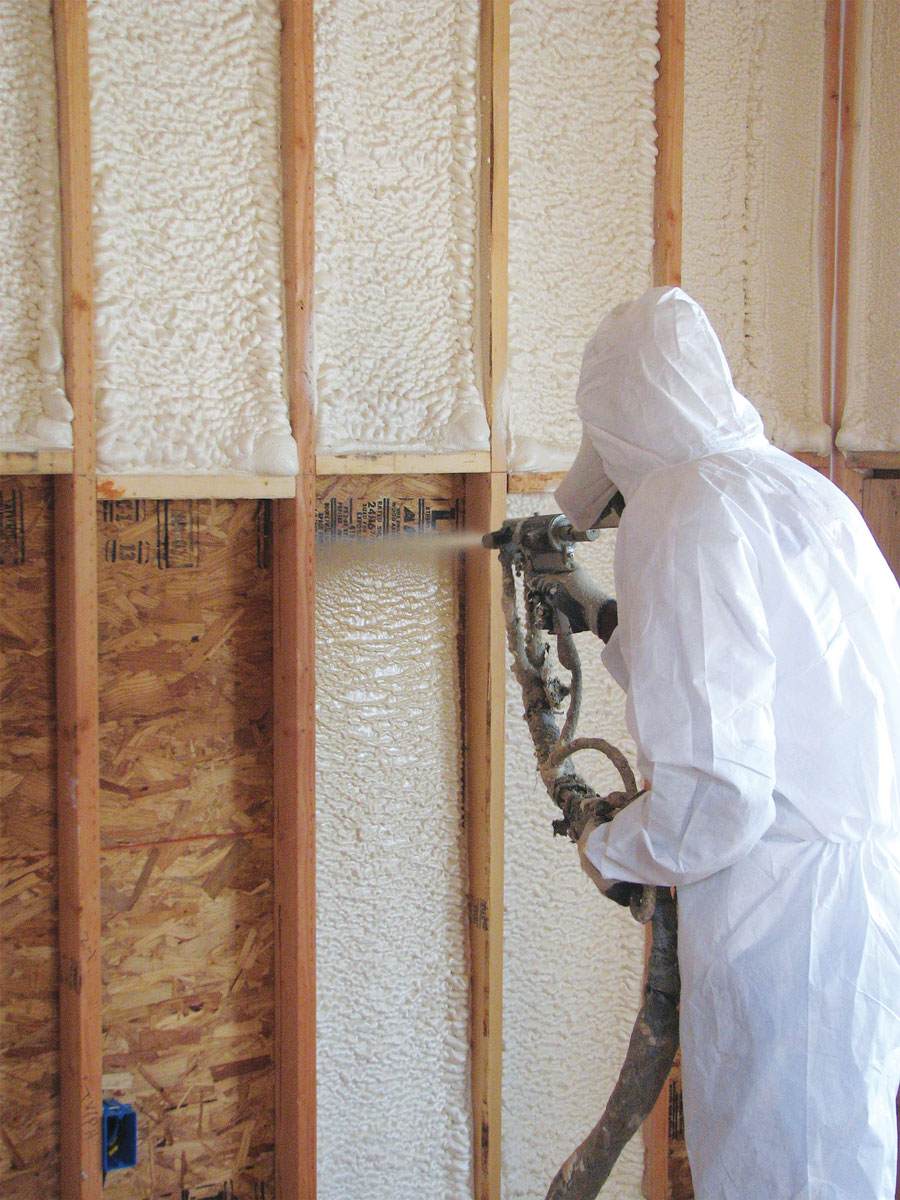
[313,0,488,454]
[838,3,900,452]
[502,494,644,1200]
[87,0,298,475]
[0,2,70,451]
[315,545,473,1198]
[506,1,658,471]
[683,0,829,454]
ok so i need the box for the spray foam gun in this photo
[482,511,650,909]
[483,509,680,1200]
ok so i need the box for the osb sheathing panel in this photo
[0,475,60,1198]
[98,498,275,1199]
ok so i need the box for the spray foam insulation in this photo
[0,3,70,452]
[502,494,644,1200]
[87,0,298,476]
[839,3,900,452]
[313,0,488,454]
[315,477,472,1198]
[1,478,59,1198]
[682,0,829,454]
[506,0,658,472]
[98,499,276,1197]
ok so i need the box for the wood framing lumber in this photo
[464,470,507,1200]
[832,0,860,444]
[0,450,74,476]
[652,0,685,290]
[481,0,509,474]
[820,0,843,442]
[52,2,102,1196]
[95,473,297,500]
[507,470,566,494]
[274,2,317,1197]
[645,2,685,1195]
[316,451,490,476]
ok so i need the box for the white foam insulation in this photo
[682,0,829,454]
[87,0,298,475]
[0,0,70,451]
[502,493,644,1200]
[506,0,658,472]
[838,2,900,452]
[313,0,488,454]
[315,545,473,1198]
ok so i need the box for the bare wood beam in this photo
[652,0,685,289]
[95,474,297,500]
[316,450,491,476]
[274,2,317,1197]
[0,450,74,475]
[52,2,101,1197]
[465,471,507,1200]
[463,4,510,1196]
[645,2,685,1195]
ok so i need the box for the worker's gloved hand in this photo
[577,818,633,906]
[530,567,618,642]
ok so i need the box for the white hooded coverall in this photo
[556,287,900,1200]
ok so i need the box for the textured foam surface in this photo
[315,549,472,1198]
[313,0,488,453]
[839,3,900,451]
[506,1,658,471]
[0,1,70,451]
[682,0,829,454]
[87,0,298,475]
[502,494,644,1200]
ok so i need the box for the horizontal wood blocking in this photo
[0,450,75,476]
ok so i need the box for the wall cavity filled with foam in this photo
[0,2,70,451]
[506,1,658,471]
[838,3,900,452]
[87,0,298,475]
[313,1,488,453]
[315,539,472,1198]
[682,0,829,454]
[502,494,644,1200]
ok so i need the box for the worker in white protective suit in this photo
[555,286,900,1200]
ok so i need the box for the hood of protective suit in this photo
[556,287,768,526]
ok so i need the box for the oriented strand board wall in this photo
[682,0,829,453]
[0,477,59,1199]
[313,0,488,454]
[502,493,644,1200]
[314,477,473,1200]
[98,499,276,1198]
[506,0,658,470]
[839,2,900,451]
[0,4,70,451]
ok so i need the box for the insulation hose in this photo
[498,548,681,1200]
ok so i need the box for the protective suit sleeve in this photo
[584,491,777,887]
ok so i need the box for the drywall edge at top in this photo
[0,1,71,451]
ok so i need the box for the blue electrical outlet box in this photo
[102,1099,138,1172]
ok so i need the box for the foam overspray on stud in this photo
[506,0,658,472]
[0,2,70,451]
[313,0,488,454]
[87,0,298,475]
